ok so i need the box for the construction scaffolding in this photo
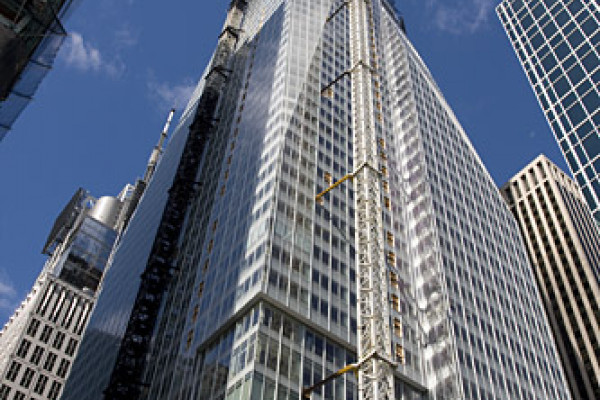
[307,0,397,398]
[349,0,397,398]
[102,2,248,399]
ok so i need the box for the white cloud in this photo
[0,298,16,314]
[0,271,17,314]
[114,26,139,49]
[0,281,16,298]
[104,58,126,79]
[424,0,496,35]
[63,32,102,71]
[61,32,126,78]
[147,73,197,110]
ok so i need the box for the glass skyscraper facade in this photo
[497,0,600,224]
[0,0,78,141]
[64,1,571,399]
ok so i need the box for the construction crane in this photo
[305,0,398,399]
[103,2,248,399]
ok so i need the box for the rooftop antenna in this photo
[143,108,175,183]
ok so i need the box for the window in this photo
[48,381,62,400]
[581,91,600,116]
[387,251,396,265]
[386,231,394,246]
[390,272,399,289]
[12,392,25,400]
[16,340,31,358]
[34,374,49,395]
[40,325,53,343]
[26,319,40,337]
[57,359,71,378]
[391,294,400,312]
[5,361,21,382]
[0,384,10,400]
[394,318,403,338]
[19,367,34,389]
[65,338,78,356]
[567,103,586,126]
[52,332,65,350]
[44,352,57,372]
[395,344,404,363]
[30,345,44,365]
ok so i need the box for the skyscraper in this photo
[64,1,571,399]
[0,108,172,400]
[501,154,600,400]
[496,0,600,224]
[0,188,125,400]
[0,0,78,141]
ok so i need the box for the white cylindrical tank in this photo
[89,196,122,229]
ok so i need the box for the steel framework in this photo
[351,0,396,398]
[311,1,397,399]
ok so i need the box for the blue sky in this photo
[0,0,568,324]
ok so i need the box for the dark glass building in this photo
[0,0,78,141]
[497,0,600,224]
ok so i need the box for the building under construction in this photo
[0,0,78,141]
[63,1,572,399]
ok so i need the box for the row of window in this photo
[25,319,78,356]
[403,20,569,398]
[2,364,63,399]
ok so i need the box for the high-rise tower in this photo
[0,0,78,141]
[0,109,172,400]
[64,1,571,399]
[496,0,600,224]
[0,188,124,400]
[501,154,600,400]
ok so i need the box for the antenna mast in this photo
[143,108,175,183]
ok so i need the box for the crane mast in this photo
[308,1,401,398]
[349,0,396,399]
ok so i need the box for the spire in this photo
[143,108,175,183]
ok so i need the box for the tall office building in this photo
[0,109,171,400]
[0,0,78,141]
[496,0,600,224]
[64,1,571,399]
[501,154,600,400]
[0,188,125,400]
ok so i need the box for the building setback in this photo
[64,1,571,399]
[501,154,600,400]
[0,0,78,141]
[496,0,600,224]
